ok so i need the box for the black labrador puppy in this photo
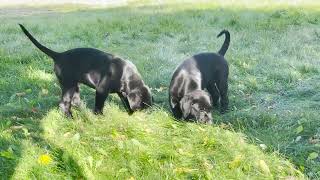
[169,30,230,124]
[19,24,152,117]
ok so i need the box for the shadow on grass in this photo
[0,137,22,179]
[0,81,85,178]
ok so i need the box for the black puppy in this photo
[169,30,230,124]
[19,24,152,117]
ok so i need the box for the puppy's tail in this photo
[19,24,59,59]
[217,29,230,56]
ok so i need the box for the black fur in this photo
[217,30,230,56]
[19,24,152,117]
[169,30,230,124]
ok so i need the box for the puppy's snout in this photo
[206,115,213,125]
[131,106,139,111]
[198,111,212,124]
[204,113,213,124]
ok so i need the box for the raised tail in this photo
[217,30,230,56]
[19,24,59,59]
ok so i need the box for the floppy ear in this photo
[121,91,127,97]
[170,97,179,109]
[180,95,192,118]
[127,91,140,110]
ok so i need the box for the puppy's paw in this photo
[197,119,213,125]
[65,111,73,118]
[128,110,134,116]
[71,100,82,107]
[94,109,103,115]
[212,99,219,108]
[220,108,228,114]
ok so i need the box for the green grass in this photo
[0,1,319,179]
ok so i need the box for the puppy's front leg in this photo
[207,84,220,108]
[172,106,183,119]
[170,98,183,119]
[94,89,109,115]
[94,77,110,114]
[218,82,229,114]
[117,92,134,115]
[59,86,77,117]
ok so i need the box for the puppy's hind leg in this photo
[59,85,77,117]
[71,84,81,107]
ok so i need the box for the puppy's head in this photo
[127,85,152,111]
[180,90,212,124]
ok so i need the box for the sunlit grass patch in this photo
[26,68,54,82]
[34,107,304,179]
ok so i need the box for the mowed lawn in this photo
[0,1,319,179]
